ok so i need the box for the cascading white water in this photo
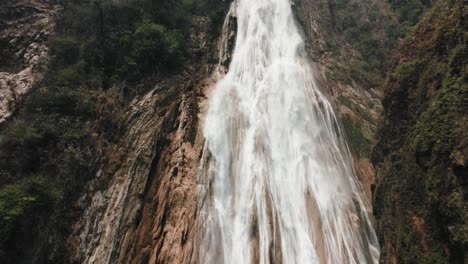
[197,0,380,263]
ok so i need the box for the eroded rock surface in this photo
[295,0,392,201]
[66,11,232,263]
[0,0,59,123]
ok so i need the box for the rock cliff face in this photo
[66,9,235,263]
[294,0,397,200]
[0,0,59,123]
[373,0,467,263]
[68,79,205,264]
[64,1,395,262]
[4,0,450,263]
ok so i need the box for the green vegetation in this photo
[52,0,192,89]
[387,0,433,30]
[323,0,433,89]
[0,176,61,245]
[337,96,376,157]
[327,0,398,88]
[373,0,467,262]
[0,0,230,262]
[0,85,97,261]
[341,114,372,157]
[131,20,184,74]
[338,96,376,125]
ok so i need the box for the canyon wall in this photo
[2,1,464,263]
[373,0,467,262]
[66,6,235,264]
[67,1,393,262]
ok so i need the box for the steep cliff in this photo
[0,0,230,263]
[2,0,465,263]
[373,0,467,262]
[294,0,399,199]
[62,1,233,264]
[0,0,391,262]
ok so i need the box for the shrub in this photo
[54,62,86,85]
[1,121,41,147]
[26,87,94,118]
[49,36,80,68]
[132,20,184,74]
[387,0,433,29]
[0,176,61,245]
[0,121,43,177]
[341,114,371,157]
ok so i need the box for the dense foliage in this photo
[323,0,432,89]
[373,0,467,262]
[53,0,192,90]
[328,0,394,88]
[387,0,433,29]
[0,0,219,262]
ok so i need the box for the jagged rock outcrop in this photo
[0,0,59,123]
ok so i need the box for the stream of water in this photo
[197,0,380,263]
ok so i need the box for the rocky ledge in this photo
[0,0,60,123]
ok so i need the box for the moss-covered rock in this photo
[373,0,467,262]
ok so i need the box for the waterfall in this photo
[196,0,380,263]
